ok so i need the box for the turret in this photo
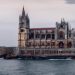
[22,6,25,17]
[18,7,30,49]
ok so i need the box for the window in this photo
[52,34,55,39]
[67,42,72,48]
[20,29,24,32]
[51,42,55,48]
[41,34,45,39]
[59,31,64,39]
[36,34,40,39]
[46,34,51,39]
[60,25,63,28]
[69,33,71,37]
[59,42,64,48]
[29,33,34,39]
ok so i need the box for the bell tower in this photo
[18,7,30,49]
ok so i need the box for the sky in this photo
[0,0,75,46]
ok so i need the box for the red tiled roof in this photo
[31,28,55,30]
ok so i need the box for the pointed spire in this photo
[62,18,65,22]
[26,14,29,19]
[61,18,63,23]
[22,6,25,17]
[61,18,65,22]
[26,14,30,25]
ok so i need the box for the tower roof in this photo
[22,6,25,17]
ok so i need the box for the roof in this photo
[30,28,55,30]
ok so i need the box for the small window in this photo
[46,34,51,39]
[29,33,34,39]
[41,34,45,39]
[51,42,55,48]
[36,34,40,39]
[67,42,72,48]
[69,33,71,37]
[20,29,24,32]
[59,31,64,39]
[60,25,63,28]
[52,34,55,39]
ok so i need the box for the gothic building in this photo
[18,7,73,49]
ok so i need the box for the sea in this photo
[0,59,75,75]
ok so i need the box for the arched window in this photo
[59,42,64,48]
[29,33,34,39]
[46,34,51,39]
[59,31,65,39]
[51,42,55,48]
[41,34,45,39]
[67,42,72,48]
[20,29,24,32]
[36,34,40,39]
[60,25,64,28]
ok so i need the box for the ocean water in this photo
[0,59,75,75]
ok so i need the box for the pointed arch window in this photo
[59,31,65,39]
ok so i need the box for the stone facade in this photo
[18,7,73,49]
[71,28,75,48]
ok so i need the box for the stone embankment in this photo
[0,47,18,59]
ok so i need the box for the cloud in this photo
[65,0,75,4]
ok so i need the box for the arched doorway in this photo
[59,42,64,48]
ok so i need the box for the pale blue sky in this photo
[0,0,75,46]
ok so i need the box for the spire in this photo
[26,14,30,25]
[61,18,63,23]
[22,6,25,17]
[62,18,65,22]
[61,18,65,23]
[26,14,29,19]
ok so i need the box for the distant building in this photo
[18,7,74,49]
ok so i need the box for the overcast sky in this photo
[0,0,75,47]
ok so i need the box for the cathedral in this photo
[18,7,73,49]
